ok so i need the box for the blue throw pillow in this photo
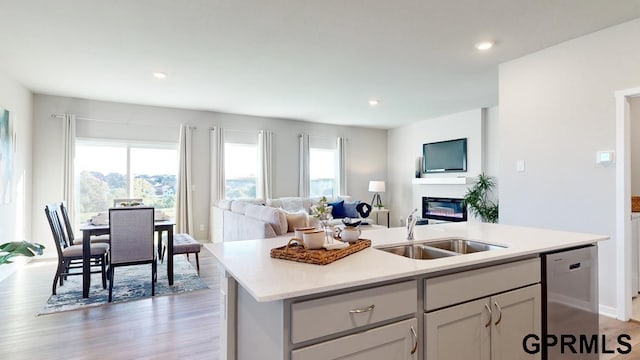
[329,200,346,218]
[343,200,360,218]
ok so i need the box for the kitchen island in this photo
[209,222,607,360]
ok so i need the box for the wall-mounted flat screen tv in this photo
[422,138,467,173]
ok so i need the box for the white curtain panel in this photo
[298,133,310,197]
[176,124,194,235]
[213,127,225,203]
[257,130,273,200]
[62,114,76,224]
[337,137,347,196]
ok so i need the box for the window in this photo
[75,140,178,225]
[309,147,337,197]
[224,130,258,199]
[309,136,338,198]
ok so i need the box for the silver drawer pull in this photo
[494,301,502,326]
[348,304,375,314]
[410,325,418,355]
[484,303,492,328]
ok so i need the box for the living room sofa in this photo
[211,197,371,242]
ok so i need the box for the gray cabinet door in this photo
[424,297,491,360]
[491,284,541,360]
[291,318,418,360]
[425,284,541,360]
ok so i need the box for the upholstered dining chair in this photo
[108,206,156,302]
[161,233,202,274]
[44,203,109,295]
[59,202,110,246]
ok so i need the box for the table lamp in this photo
[368,180,385,209]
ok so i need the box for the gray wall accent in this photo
[386,107,499,226]
[31,94,387,248]
[0,70,33,278]
[498,18,640,310]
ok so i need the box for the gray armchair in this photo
[108,206,156,302]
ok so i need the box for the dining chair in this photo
[161,233,202,274]
[44,203,109,295]
[112,198,144,207]
[59,202,110,246]
[108,206,156,302]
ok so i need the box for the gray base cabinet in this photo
[425,284,541,360]
[425,297,491,360]
[224,258,542,360]
[291,318,418,360]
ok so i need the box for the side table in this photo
[371,208,390,228]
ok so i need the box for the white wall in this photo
[0,70,33,279]
[630,97,640,195]
[387,107,499,226]
[498,18,640,311]
[31,95,387,249]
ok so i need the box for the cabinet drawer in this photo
[291,318,418,360]
[291,280,417,344]
[424,257,540,311]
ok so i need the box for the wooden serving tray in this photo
[270,238,371,265]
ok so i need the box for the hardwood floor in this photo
[0,248,221,360]
[2,248,640,359]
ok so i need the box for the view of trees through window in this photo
[310,148,336,197]
[224,143,257,199]
[75,142,178,224]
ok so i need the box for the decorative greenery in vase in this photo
[0,241,45,265]
[463,173,499,223]
[312,196,333,243]
[312,196,330,221]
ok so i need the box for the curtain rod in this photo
[50,113,196,129]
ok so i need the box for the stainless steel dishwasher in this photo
[542,245,598,360]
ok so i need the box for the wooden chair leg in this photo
[52,263,63,295]
[195,252,200,275]
[101,255,107,289]
[108,267,115,302]
[151,261,157,296]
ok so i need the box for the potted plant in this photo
[0,241,45,265]
[463,173,499,223]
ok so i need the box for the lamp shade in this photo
[368,181,385,193]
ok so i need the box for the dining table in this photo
[79,219,175,298]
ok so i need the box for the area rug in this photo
[39,256,208,315]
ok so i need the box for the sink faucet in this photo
[406,208,418,240]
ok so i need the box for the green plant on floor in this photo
[0,241,45,265]
[463,173,499,223]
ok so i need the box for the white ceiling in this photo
[0,1,639,129]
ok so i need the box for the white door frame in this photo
[615,86,640,321]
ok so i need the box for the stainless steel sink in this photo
[424,238,506,254]
[378,238,505,259]
[379,244,456,259]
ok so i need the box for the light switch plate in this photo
[516,160,525,172]
[596,150,615,165]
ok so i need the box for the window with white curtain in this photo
[309,136,339,197]
[224,130,258,199]
[75,139,178,225]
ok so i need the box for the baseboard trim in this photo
[599,304,618,319]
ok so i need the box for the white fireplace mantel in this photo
[411,177,477,185]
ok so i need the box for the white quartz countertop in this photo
[207,222,608,302]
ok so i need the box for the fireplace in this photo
[422,197,467,222]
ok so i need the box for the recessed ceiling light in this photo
[153,72,167,79]
[368,99,380,107]
[475,41,494,51]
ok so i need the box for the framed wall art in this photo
[0,108,13,204]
